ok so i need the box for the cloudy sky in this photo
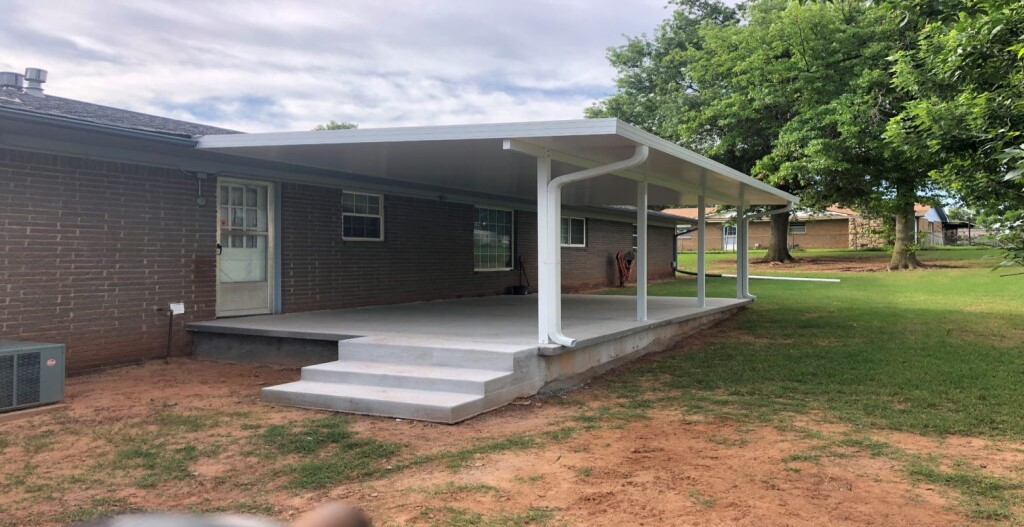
[1,1,682,132]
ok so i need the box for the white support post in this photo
[636,178,648,321]
[696,194,706,308]
[536,153,553,344]
[736,191,747,299]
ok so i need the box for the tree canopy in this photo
[313,120,359,131]
[589,0,940,268]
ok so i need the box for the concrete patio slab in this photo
[187,294,747,349]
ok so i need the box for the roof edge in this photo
[0,105,198,146]
[613,120,799,205]
[197,118,621,148]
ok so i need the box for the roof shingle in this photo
[0,88,239,138]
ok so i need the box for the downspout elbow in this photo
[549,330,577,347]
[547,145,650,192]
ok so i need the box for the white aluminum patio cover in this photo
[196,118,797,208]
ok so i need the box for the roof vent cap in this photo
[23,68,46,97]
[0,71,24,91]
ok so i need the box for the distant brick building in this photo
[667,207,866,251]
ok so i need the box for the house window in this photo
[341,191,383,240]
[561,217,586,247]
[789,221,807,234]
[474,207,514,271]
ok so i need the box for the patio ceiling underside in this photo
[197,119,797,207]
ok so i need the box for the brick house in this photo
[0,70,797,421]
[667,207,861,251]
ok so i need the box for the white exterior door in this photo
[217,179,274,317]
[722,225,738,251]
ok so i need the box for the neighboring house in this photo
[0,68,795,422]
[915,205,988,246]
[667,207,862,251]
[668,204,978,251]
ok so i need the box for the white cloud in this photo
[0,0,677,132]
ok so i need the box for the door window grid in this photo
[218,182,270,284]
[474,207,514,271]
[219,184,268,249]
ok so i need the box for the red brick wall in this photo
[280,186,522,311]
[0,147,216,373]
[280,183,675,311]
[0,150,676,373]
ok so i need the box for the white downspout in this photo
[546,145,650,347]
[696,194,706,308]
[736,188,748,300]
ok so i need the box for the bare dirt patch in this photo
[354,412,961,526]
[0,359,1016,526]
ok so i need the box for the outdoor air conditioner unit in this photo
[0,340,65,413]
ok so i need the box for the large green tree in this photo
[313,120,358,131]
[590,0,938,269]
[885,0,1024,270]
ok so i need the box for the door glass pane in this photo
[220,234,267,282]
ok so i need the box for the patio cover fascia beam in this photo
[503,139,737,205]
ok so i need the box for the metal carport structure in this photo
[196,118,798,349]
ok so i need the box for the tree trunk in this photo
[888,200,924,270]
[761,207,795,263]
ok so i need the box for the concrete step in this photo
[338,336,535,370]
[301,361,513,395]
[261,380,492,423]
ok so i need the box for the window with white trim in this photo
[473,207,514,271]
[789,221,807,234]
[342,191,383,240]
[560,217,586,247]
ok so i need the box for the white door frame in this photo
[216,177,277,317]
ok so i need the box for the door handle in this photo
[216,243,223,255]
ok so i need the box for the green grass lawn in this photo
[603,247,1024,438]
[676,245,997,270]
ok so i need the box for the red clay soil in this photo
[0,359,1012,526]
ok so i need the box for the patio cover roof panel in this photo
[196,119,797,207]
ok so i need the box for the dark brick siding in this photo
[280,183,675,312]
[0,147,216,373]
[0,148,675,373]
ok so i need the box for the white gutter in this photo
[544,145,650,347]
